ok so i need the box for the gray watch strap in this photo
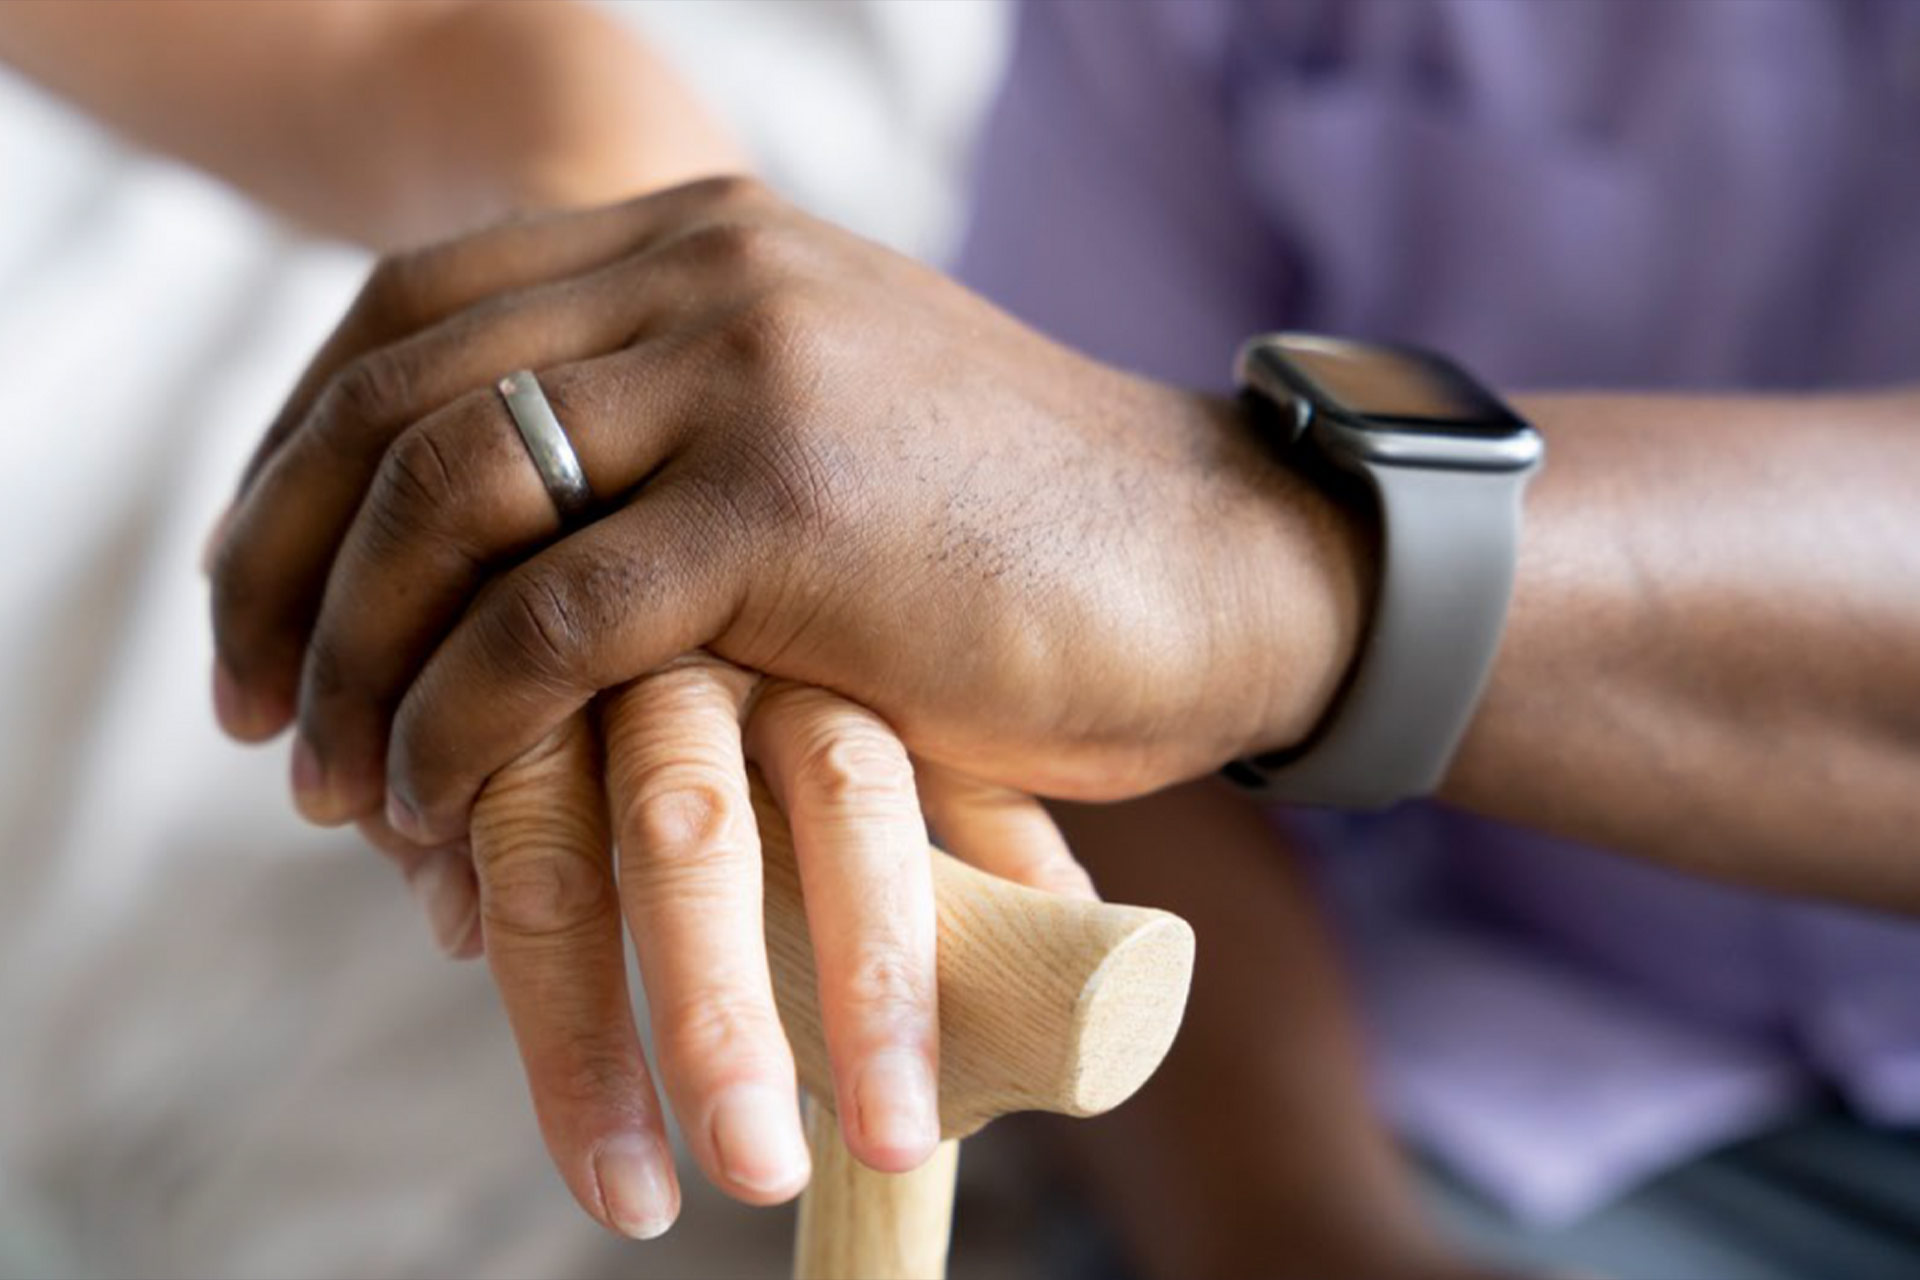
[1248,461,1530,809]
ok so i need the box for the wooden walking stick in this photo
[752,784,1195,1280]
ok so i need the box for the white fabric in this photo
[0,4,1014,1276]
[615,0,1011,262]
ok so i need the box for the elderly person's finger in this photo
[914,763,1099,902]
[470,712,680,1240]
[600,657,812,1203]
[744,683,941,1173]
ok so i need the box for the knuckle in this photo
[485,568,589,677]
[371,425,463,532]
[680,172,770,213]
[479,846,615,942]
[546,1044,638,1111]
[619,773,741,863]
[839,947,932,1031]
[676,219,789,278]
[702,299,846,532]
[727,287,821,379]
[792,725,917,813]
[327,350,416,430]
[658,991,786,1070]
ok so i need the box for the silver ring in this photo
[498,370,594,522]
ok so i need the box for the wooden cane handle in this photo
[755,778,1195,1139]
[794,1099,959,1280]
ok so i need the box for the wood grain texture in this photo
[755,774,1194,1279]
[754,779,1196,1139]
[793,1097,959,1280]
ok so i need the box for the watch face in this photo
[1273,336,1524,436]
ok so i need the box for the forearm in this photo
[0,0,741,249]
[1436,389,1920,905]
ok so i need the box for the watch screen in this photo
[1279,337,1521,435]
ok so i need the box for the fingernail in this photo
[710,1084,810,1196]
[386,790,427,842]
[410,848,478,956]
[199,503,235,576]
[593,1132,679,1240]
[854,1051,939,1162]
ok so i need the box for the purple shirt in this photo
[958,0,1920,1224]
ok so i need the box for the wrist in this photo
[1207,394,1377,764]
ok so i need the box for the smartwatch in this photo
[1223,333,1543,809]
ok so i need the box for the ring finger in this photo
[211,267,659,743]
[286,343,710,825]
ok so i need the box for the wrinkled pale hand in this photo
[353,651,1090,1238]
